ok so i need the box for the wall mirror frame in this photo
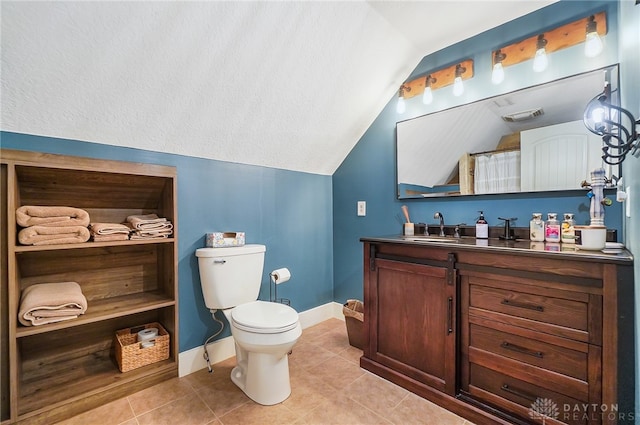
[396,65,621,200]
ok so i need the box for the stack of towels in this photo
[16,206,90,246]
[18,281,88,326]
[89,222,131,242]
[126,214,173,239]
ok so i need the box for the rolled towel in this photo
[18,225,90,246]
[89,222,131,235]
[19,281,88,326]
[126,214,172,231]
[16,206,90,228]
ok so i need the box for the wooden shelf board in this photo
[16,292,175,338]
[18,359,176,416]
[14,237,175,253]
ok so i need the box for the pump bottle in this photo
[476,211,489,239]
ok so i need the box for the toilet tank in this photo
[196,244,266,310]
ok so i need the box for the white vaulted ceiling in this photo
[0,1,554,175]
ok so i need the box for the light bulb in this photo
[453,77,464,97]
[532,48,548,72]
[491,62,504,85]
[591,106,605,125]
[422,86,433,104]
[396,96,406,114]
[585,31,603,58]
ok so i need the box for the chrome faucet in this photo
[434,212,445,237]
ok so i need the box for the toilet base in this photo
[230,348,292,405]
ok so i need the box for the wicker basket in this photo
[115,322,170,372]
[343,300,364,350]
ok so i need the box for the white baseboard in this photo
[178,301,344,377]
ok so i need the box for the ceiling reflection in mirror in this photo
[396,66,619,199]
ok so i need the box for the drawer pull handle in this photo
[501,299,544,312]
[501,341,544,359]
[500,384,538,402]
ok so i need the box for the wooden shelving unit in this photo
[0,149,178,424]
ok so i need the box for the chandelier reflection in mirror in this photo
[584,83,640,165]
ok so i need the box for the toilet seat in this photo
[231,300,299,334]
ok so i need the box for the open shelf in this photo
[2,149,179,424]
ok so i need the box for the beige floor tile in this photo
[289,341,337,370]
[136,394,215,425]
[312,328,352,354]
[184,357,236,390]
[345,372,410,417]
[298,319,344,343]
[283,370,345,415]
[196,374,252,417]
[306,354,365,390]
[55,397,134,425]
[337,345,363,364]
[127,376,196,416]
[300,396,393,425]
[58,318,477,425]
[218,401,300,425]
[384,393,467,425]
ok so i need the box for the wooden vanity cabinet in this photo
[361,239,634,425]
[361,243,457,397]
[1,150,178,424]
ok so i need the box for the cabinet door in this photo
[369,257,456,395]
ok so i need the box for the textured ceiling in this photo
[1,1,554,175]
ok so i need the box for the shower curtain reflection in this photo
[474,150,521,194]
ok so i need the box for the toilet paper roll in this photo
[271,268,291,284]
[137,327,159,342]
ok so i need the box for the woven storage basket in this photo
[115,322,170,372]
[343,300,364,350]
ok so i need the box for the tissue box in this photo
[206,232,245,248]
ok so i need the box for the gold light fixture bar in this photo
[494,11,607,68]
[402,59,474,100]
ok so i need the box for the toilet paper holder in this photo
[269,268,291,306]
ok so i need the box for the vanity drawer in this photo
[469,364,596,425]
[470,324,587,381]
[469,284,588,331]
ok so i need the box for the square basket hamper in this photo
[115,322,170,372]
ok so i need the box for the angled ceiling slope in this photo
[1,1,553,175]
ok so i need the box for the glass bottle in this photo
[561,213,576,244]
[530,213,545,242]
[545,213,561,243]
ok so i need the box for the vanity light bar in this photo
[492,11,607,72]
[400,59,474,101]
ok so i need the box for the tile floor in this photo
[57,318,474,425]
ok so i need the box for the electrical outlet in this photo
[357,201,366,217]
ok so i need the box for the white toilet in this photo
[195,244,301,405]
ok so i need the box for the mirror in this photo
[396,65,620,199]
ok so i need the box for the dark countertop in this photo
[361,235,634,264]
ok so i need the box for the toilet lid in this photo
[231,301,299,334]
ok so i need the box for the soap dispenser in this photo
[476,211,489,239]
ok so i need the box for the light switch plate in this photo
[357,201,366,217]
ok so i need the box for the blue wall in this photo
[332,0,623,304]
[0,132,334,352]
